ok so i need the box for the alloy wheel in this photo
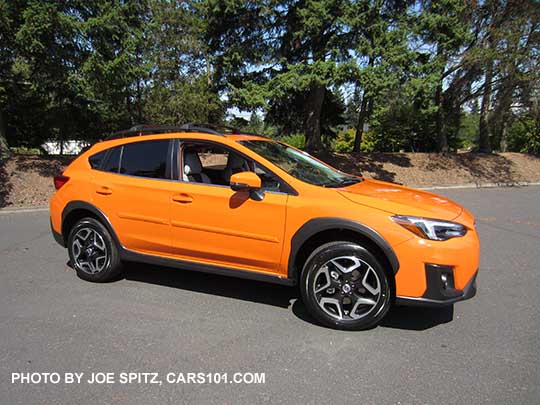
[311,255,382,321]
[71,227,109,274]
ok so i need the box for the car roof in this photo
[223,134,270,142]
[87,131,274,154]
[82,125,277,156]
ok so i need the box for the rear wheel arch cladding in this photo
[62,201,122,250]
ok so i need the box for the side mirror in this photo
[230,171,264,201]
[230,171,261,191]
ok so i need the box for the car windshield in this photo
[239,140,362,187]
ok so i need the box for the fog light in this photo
[425,264,460,299]
[441,273,448,289]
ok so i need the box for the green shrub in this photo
[10,147,43,155]
[457,112,479,150]
[279,133,305,149]
[329,128,381,153]
[359,130,378,152]
[507,119,540,155]
[331,128,355,152]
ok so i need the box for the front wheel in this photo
[300,241,391,330]
[67,217,122,282]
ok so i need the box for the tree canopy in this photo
[0,0,539,156]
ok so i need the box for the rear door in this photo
[91,139,175,255]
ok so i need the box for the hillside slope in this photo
[1,152,539,208]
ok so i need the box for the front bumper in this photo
[396,265,478,307]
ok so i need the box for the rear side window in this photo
[89,151,107,169]
[120,140,169,179]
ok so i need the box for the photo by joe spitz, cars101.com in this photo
[49,123,479,331]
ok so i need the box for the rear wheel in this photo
[300,241,391,330]
[67,217,122,282]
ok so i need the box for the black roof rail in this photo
[178,123,223,135]
[105,124,222,140]
[232,129,273,139]
[104,123,270,141]
[182,122,239,133]
[178,123,273,138]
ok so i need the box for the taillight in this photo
[53,175,70,190]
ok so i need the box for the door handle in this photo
[172,193,193,204]
[96,186,113,195]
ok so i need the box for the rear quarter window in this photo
[88,150,107,169]
[102,147,121,173]
[88,147,121,173]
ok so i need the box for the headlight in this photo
[391,215,467,241]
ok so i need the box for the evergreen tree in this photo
[208,0,353,151]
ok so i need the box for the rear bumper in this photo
[396,266,478,307]
[50,217,65,247]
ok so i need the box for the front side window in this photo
[120,140,169,179]
[239,140,362,187]
[181,142,284,192]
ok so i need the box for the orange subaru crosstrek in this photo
[50,124,479,330]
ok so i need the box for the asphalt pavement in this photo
[1,186,539,404]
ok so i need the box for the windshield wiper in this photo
[338,178,362,187]
[321,177,363,188]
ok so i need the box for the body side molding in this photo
[120,248,295,286]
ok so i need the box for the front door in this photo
[169,141,288,274]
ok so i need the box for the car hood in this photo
[338,179,464,222]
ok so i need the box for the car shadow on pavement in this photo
[292,299,454,331]
[122,262,454,331]
[379,305,454,330]
[122,262,295,309]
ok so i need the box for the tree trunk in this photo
[304,84,325,152]
[136,78,143,123]
[206,56,214,123]
[435,44,448,153]
[435,80,448,153]
[0,110,11,160]
[479,61,493,153]
[494,77,516,152]
[353,91,369,152]
[499,119,508,152]
[353,56,374,152]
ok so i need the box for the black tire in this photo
[67,217,122,282]
[300,241,391,330]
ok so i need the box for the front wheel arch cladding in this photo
[288,217,400,282]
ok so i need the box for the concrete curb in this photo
[0,206,49,215]
[418,181,540,191]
